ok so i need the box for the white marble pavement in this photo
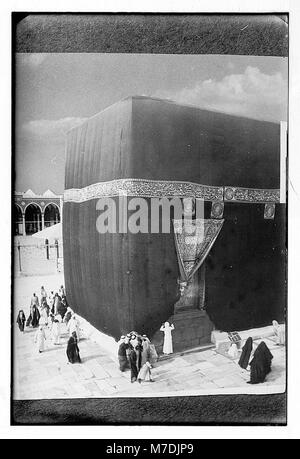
[13,273,286,399]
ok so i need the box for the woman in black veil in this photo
[66,331,81,364]
[16,310,26,333]
[26,305,40,328]
[238,337,253,370]
[248,341,273,384]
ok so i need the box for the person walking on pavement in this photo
[35,325,47,353]
[66,331,81,364]
[16,310,26,333]
[30,293,39,308]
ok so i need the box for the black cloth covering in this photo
[249,341,273,384]
[66,335,81,364]
[238,337,253,369]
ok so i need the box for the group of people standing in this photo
[224,319,285,385]
[233,320,285,384]
[237,338,274,384]
[236,338,274,384]
[17,288,283,388]
[117,322,176,384]
[16,285,82,364]
[117,332,158,383]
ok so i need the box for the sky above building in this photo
[15,53,288,194]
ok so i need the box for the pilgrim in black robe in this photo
[118,342,129,372]
[248,341,273,384]
[128,347,138,382]
[31,306,40,327]
[26,306,40,328]
[135,339,143,372]
[16,310,26,332]
[238,337,253,369]
[66,333,81,364]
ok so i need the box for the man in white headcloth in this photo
[117,335,126,346]
[67,315,81,341]
[59,285,66,298]
[228,342,239,360]
[30,293,39,308]
[34,325,47,353]
[64,307,73,325]
[272,320,285,345]
[40,286,47,304]
[49,291,55,313]
[40,302,49,326]
[160,322,175,355]
[51,318,61,345]
[141,335,151,366]
[130,334,138,349]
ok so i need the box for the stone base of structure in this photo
[152,309,214,354]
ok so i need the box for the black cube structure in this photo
[63,96,286,344]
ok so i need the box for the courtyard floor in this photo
[13,271,286,399]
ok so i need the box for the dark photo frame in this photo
[11,12,288,426]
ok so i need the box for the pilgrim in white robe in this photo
[49,292,55,312]
[228,343,239,359]
[272,320,285,345]
[68,316,81,341]
[160,322,175,354]
[52,320,61,345]
[35,326,46,353]
[138,361,153,382]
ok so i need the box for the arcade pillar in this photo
[22,213,26,236]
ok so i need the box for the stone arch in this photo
[24,201,43,214]
[24,202,42,235]
[44,202,60,227]
[14,203,23,235]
